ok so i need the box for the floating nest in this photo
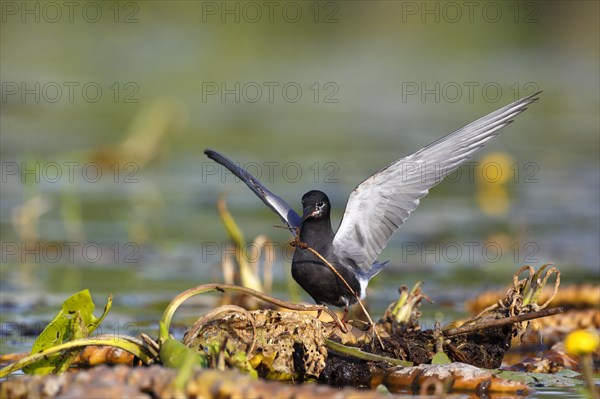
[0,264,582,398]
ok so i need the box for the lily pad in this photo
[494,369,584,387]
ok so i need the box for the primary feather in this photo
[331,91,541,273]
[204,149,302,228]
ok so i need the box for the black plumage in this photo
[204,92,540,318]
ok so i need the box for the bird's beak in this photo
[302,206,316,222]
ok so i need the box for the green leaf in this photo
[160,339,208,369]
[554,368,582,378]
[23,289,112,375]
[325,339,412,367]
[229,350,258,378]
[492,370,532,383]
[159,322,208,370]
[431,351,452,365]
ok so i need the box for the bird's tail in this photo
[358,261,389,281]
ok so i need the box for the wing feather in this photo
[332,92,540,272]
[204,149,302,231]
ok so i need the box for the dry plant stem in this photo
[292,238,385,349]
[514,263,559,309]
[434,322,444,353]
[537,266,560,308]
[140,333,160,353]
[443,307,564,337]
[476,264,561,319]
[160,283,347,336]
[183,305,257,356]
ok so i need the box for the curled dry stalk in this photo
[290,235,385,349]
[444,263,562,338]
[518,263,560,309]
[160,283,347,342]
[475,263,560,319]
[513,263,561,341]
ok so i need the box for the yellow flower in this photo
[476,152,514,185]
[475,152,514,216]
[476,185,509,216]
[564,329,600,356]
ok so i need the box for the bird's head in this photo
[301,190,331,222]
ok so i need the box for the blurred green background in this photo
[1,1,598,349]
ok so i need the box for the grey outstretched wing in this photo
[332,92,541,273]
[204,149,302,231]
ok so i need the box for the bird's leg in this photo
[341,306,349,323]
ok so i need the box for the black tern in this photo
[204,92,540,319]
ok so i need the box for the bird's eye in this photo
[316,201,324,207]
